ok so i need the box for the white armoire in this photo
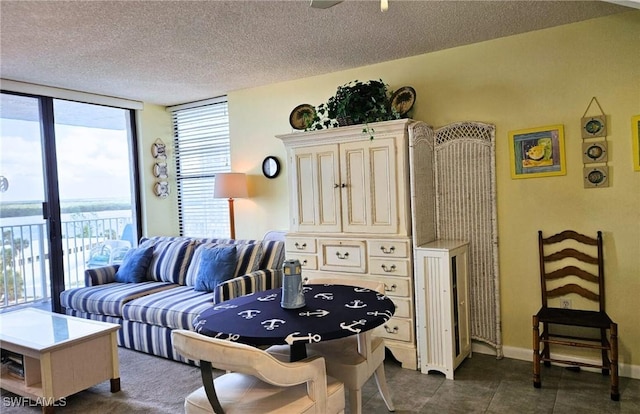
[277,119,435,369]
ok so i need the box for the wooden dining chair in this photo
[532,230,619,401]
[172,329,345,413]
[268,277,395,414]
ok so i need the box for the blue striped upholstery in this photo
[213,268,283,304]
[139,238,200,285]
[60,281,178,317]
[85,265,119,286]
[63,237,286,364]
[258,239,286,270]
[122,286,215,330]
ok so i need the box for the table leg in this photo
[290,343,307,362]
[110,377,121,392]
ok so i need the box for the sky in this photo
[0,118,132,203]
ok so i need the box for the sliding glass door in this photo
[0,91,140,312]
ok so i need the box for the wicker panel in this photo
[434,122,502,357]
[408,122,437,247]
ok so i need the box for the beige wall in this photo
[226,12,640,372]
[138,12,639,373]
[137,103,178,237]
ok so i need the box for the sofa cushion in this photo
[114,246,155,283]
[185,242,264,286]
[60,281,178,318]
[139,237,200,285]
[122,286,216,330]
[234,242,263,278]
[194,245,238,292]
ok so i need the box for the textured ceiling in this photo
[0,0,633,106]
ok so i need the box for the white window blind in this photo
[171,99,230,237]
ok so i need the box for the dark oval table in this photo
[193,283,395,361]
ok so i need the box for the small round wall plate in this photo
[581,115,607,138]
[583,166,609,188]
[289,104,316,130]
[154,181,170,198]
[390,86,416,116]
[582,141,608,164]
[262,156,281,179]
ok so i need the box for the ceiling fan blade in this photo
[309,0,343,9]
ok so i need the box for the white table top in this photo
[0,308,119,352]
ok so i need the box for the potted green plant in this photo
[309,79,402,138]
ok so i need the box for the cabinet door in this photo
[340,138,398,233]
[292,145,341,232]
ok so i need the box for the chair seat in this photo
[184,372,345,414]
[536,307,613,328]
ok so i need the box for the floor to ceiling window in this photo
[170,97,230,238]
[0,91,141,312]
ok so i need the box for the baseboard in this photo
[470,342,640,380]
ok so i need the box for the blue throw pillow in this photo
[194,245,238,292]
[114,246,155,283]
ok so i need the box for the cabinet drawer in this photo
[286,237,317,253]
[369,240,410,258]
[285,253,317,270]
[377,276,410,298]
[374,317,412,342]
[388,296,411,319]
[319,240,366,273]
[369,258,409,277]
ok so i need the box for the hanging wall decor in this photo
[581,97,607,139]
[508,124,566,179]
[632,115,640,172]
[152,138,170,197]
[581,97,610,188]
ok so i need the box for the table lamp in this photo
[213,172,248,239]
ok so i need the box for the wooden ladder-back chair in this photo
[532,230,619,401]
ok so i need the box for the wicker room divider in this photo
[409,121,503,358]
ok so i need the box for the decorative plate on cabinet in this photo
[390,86,416,116]
[289,104,316,130]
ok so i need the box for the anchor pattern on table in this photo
[353,287,371,293]
[214,332,240,341]
[314,292,334,300]
[257,293,278,302]
[238,309,261,319]
[340,319,367,333]
[261,319,286,330]
[345,299,367,309]
[302,286,313,293]
[285,332,322,345]
[298,309,330,318]
[193,319,206,331]
[367,310,393,321]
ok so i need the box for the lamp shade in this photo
[214,173,248,199]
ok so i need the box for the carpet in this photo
[1,347,207,413]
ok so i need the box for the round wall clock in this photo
[262,156,281,179]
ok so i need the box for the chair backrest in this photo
[172,330,329,410]
[538,230,605,312]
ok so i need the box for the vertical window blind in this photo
[170,98,230,237]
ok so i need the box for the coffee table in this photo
[0,308,121,413]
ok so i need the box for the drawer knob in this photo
[335,251,349,260]
[301,260,308,266]
[384,325,399,334]
[384,283,397,292]
[294,242,307,250]
[381,264,396,273]
[380,246,396,254]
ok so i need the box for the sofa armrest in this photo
[213,269,283,304]
[84,265,119,286]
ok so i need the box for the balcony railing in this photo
[1,215,132,309]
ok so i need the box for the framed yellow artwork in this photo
[509,124,566,179]
[632,115,640,172]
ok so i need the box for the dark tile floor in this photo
[357,352,640,413]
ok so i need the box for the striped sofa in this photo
[60,236,285,363]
